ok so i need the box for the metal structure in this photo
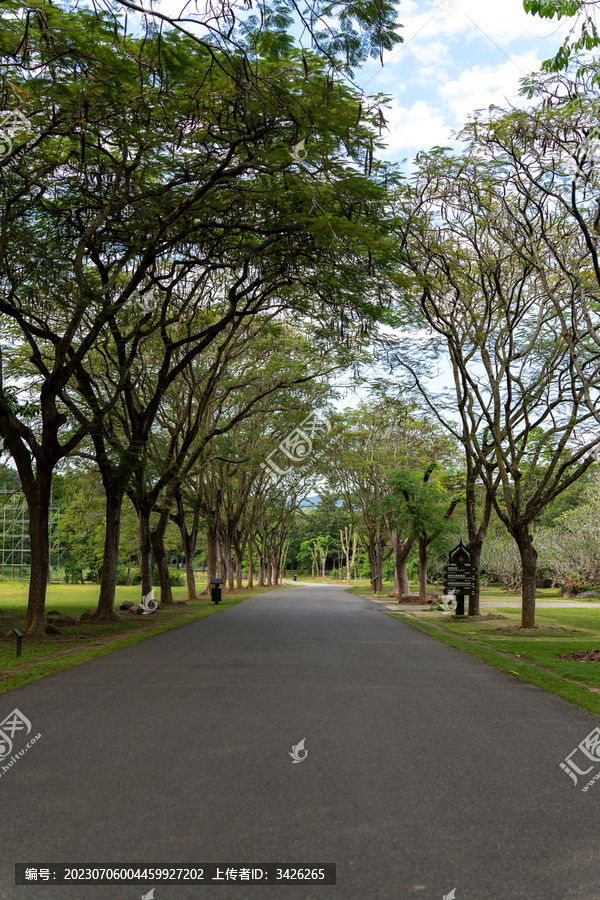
[0,491,62,580]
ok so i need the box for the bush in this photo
[167,569,184,586]
[131,566,184,586]
[64,560,83,584]
[563,577,600,595]
[115,566,132,585]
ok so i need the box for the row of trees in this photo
[4,0,600,633]
[386,60,600,626]
[0,0,405,633]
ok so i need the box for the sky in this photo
[356,0,572,167]
[328,0,574,411]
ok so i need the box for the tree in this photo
[300,536,330,581]
[384,463,462,602]
[400,145,600,626]
[339,525,359,582]
[328,400,459,596]
[541,468,600,584]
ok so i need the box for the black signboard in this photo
[443,541,473,615]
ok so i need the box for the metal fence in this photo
[0,491,62,579]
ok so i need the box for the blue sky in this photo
[357,0,571,167]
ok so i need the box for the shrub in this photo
[131,566,184,586]
[115,566,130,585]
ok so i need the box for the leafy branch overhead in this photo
[524,0,600,72]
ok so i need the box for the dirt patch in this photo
[471,613,509,620]
[559,649,600,661]
[487,625,572,634]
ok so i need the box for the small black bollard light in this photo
[370,576,379,596]
[12,628,22,658]
[210,577,223,604]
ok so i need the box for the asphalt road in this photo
[1,585,599,900]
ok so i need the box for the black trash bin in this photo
[210,577,223,603]
[293,574,297,582]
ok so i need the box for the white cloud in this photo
[437,52,543,124]
[380,99,454,156]
[376,50,548,162]
[398,0,571,46]
[361,0,571,95]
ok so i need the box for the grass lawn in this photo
[0,580,281,695]
[388,605,600,716]
[342,579,600,715]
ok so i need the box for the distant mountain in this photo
[299,495,319,509]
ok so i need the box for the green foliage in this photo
[524,1,582,17]
[287,494,351,568]
[130,568,183,586]
[116,566,130,586]
[384,464,463,542]
[57,473,106,583]
[534,467,595,526]
[524,0,600,73]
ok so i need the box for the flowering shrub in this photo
[564,577,584,594]
[564,577,600,595]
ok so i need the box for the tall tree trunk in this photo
[467,542,483,617]
[350,532,358,582]
[367,535,384,592]
[202,523,218,595]
[367,539,377,591]
[247,534,254,589]
[256,534,266,586]
[234,541,243,589]
[93,478,125,621]
[390,531,411,598]
[151,504,173,605]
[23,473,53,635]
[418,535,428,602]
[375,537,384,591]
[259,554,266,585]
[138,506,153,600]
[465,470,493,617]
[217,539,226,582]
[174,490,200,601]
[513,524,538,628]
[221,531,234,591]
[182,528,197,601]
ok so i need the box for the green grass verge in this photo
[0,582,281,695]
[389,608,600,717]
[344,583,575,601]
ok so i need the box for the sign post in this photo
[443,541,474,618]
